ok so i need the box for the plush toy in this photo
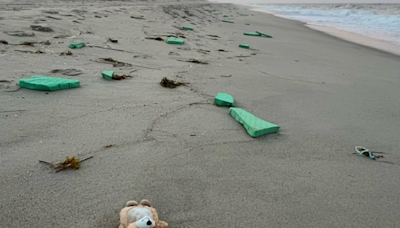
[119,199,168,228]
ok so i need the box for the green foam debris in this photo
[19,76,80,91]
[215,93,235,107]
[101,71,114,80]
[68,42,86,49]
[239,44,250,49]
[166,37,185,45]
[182,26,194,31]
[244,32,261,36]
[229,108,280,137]
[255,31,273,38]
[222,20,234,23]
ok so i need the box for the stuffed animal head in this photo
[119,199,168,228]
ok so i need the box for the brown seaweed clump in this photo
[160,77,187,88]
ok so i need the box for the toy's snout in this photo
[136,216,155,228]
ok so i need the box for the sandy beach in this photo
[1,0,400,227]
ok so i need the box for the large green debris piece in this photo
[19,76,80,91]
[229,108,280,137]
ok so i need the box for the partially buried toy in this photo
[119,199,168,228]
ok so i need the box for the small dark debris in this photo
[95,15,102,18]
[207,35,220,38]
[35,50,45,54]
[218,49,226,52]
[103,144,116,148]
[130,16,145,20]
[145,37,164,41]
[96,58,133,67]
[160,77,188,88]
[20,42,35,46]
[178,59,208,64]
[60,50,73,56]
[46,15,62,20]
[0,40,8,45]
[221,75,232,78]
[43,10,59,14]
[112,74,132,80]
[39,40,51,45]
[295,60,299,62]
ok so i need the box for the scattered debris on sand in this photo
[60,50,73,56]
[160,77,188,88]
[95,58,133,67]
[177,58,208,64]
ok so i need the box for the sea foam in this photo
[249,3,400,46]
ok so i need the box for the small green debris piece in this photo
[109,38,118,43]
[229,107,280,137]
[182,26,193,31]
[19,76,80,91]
[68,42,86,49]
[223,15,229,17]
[101,71,114,80]
[215,93,235,107]
[166,37,185,45]
[244,32,261,36]
[239,44,250,49]
[245,23,250,25]
[256,31,273,38]
[240,13,249,16]
[222,20,234,23]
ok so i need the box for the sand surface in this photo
[1,1,400,227]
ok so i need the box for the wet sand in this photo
[1,1,400,227]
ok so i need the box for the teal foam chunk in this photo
[166,37,184,45]
[182,26,193,30]
[19,76,80,91]
[244,32,261,36]
[68,42,86,49]
[222,20,234,23]
[215,93,235,107]
[239,44,250,49]
[101,71,114,80]
[229,108,280,137]
[255,31,273,38]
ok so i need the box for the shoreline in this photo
[249,7,400,57]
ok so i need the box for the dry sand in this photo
[1,1,400,227]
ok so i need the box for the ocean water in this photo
[248,3,400,46]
